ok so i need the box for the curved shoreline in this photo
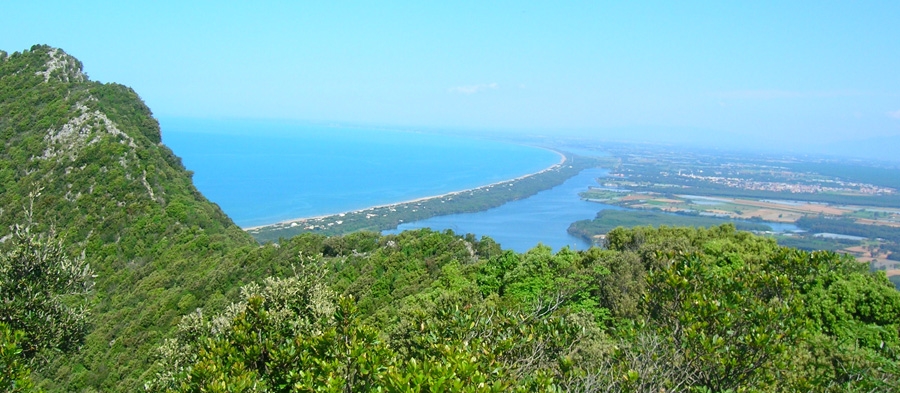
[243,148,566,231]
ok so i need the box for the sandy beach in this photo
[244,149,567,231]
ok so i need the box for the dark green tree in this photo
[0,323,35,392]
[0,208,93,365]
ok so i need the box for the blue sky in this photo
[2,1,899,157]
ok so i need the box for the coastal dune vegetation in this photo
[250,152,609,242]
[1,45,898,392]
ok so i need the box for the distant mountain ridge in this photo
[0,45,258,390]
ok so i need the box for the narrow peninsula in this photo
[249,152,611,242]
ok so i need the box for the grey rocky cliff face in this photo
[35,47,86,83]
[40,98,136,161]
[22,46,162,205]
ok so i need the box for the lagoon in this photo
[160,118,561,228]
[160,119,795,252]
[386,167,621,252]
[385,167,801,253]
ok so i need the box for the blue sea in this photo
[160,118,561,228]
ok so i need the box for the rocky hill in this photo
[2,46,898,392]
[0,45,261,390]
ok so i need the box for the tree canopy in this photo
[2,45,898,392]
[145,226,900,392]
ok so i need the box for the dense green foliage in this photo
[3,45,899,392]
[771,234,860,252]
[145,226,899,392]
[794,216,900,265]
[1,45,259,390]
[605,225,900,391]
[0,212,93,364]
[797,216,900,244]
[145,258,580,392]
[0,323,35,392]
[567,209,771,245]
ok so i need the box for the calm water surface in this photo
[386,166,800,253]
[161,119,794,250]
[160,118,560,227]
[387,168,621,252]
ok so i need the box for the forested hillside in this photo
[143,226,900,392]
[1,46,898,392]
[0,45,261,391]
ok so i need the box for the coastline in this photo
[243,149,567,231]
[248,151,607,242]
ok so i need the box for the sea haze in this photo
[160,118,560,228]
